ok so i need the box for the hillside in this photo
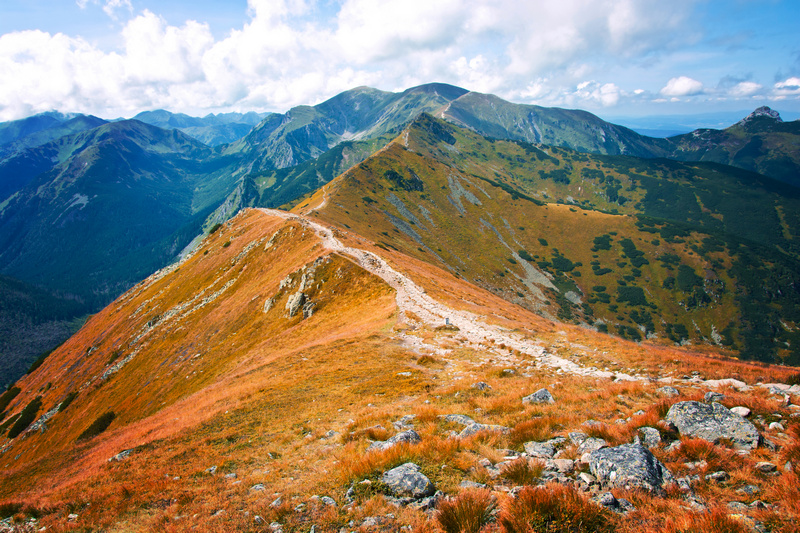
[663,107,800,188]
[0,206,798,531]
[0,275,87,388]
[0,120,216,308]
[296,114,800,364]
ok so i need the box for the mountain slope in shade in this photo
[0,120,215,307]
[0,275,87,388]
[295,114,800,364]
[0,208,797,531]
[664,106,800,187]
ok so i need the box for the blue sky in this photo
[0,0,798,122]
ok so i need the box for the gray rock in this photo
[737,484,760,496]
[251,484,266,491]
[381,463,435,499]
[459,480,487,489]
[285,292,306,317]
[599,492,618,508]
[730,406,751,417]
[578,472,597,485]
[704,391,725,403]
[755,462,777,473]
[727,502,748,512]
[368,429,421,451]
[522,388,555,405]
[523,441,556,458]
[578,437,608,455]
[705,471,729,483]
[320,496,336,507]
[665,401,760,450]
[440,414,476,426]
[302,301,316,319]
[657,386,680,397]
[109,449,133,462]
[769,422,785,431]
[472,382,492,391]
[458,423,508,439]
[588,443,675,493]
[550,458,574,473]
[635,427,662,449]
[568,431,588,445]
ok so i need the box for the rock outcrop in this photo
[589,444,674,492]
[666,401,760,449]
[381,463,435,499]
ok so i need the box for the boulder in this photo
[704,391,725,403]
[367,429,421,451]
[523,441,556,458]
[522,388,555,405]
[665,401,760,450]
[730,406,751,417]
[635,427,662,449]
[657,386,680,397]
[577,437,607,455]
[458,423,508,439]
[472,382,492,391]
[589,443,674,493]
[568,431,588,445]
[440,414,476,426]
[755,462,777,474]
[381,463,435,499]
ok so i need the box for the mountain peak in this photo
[738,105,782,125]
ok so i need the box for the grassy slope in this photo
[0,209,797,532]
[665,116,800,188]
[297,114,800,364]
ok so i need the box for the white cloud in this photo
[660,76,704,97]
[774,77,800,97]
[728,81,762,97]
[1,0,796,121]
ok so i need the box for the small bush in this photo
[436,489,496,533]
[58,391,79,412]
[77,411,116,441]
[501,458,543,486]
[7,396,42,439]
[209,223,223,234]
[499,484,615,533]
[672,508,751,533]
[222,241,231,248]
[509,419,556,449]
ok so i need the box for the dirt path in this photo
[258,208,636,381]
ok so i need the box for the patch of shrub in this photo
[7,396,42,439]
[436,489,496,533]
[58,391,79,412]
[0,386,21,414]
[592,235,612,251]
[499,484,616,533]
[518,250,534,261]
[209,223,223,234]
[616,286,648,306]
[77,411,116,441]
[538,238,548,246]
[222,241,231,248]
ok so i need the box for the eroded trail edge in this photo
[259,208,633,381]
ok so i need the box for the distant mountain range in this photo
[1,82,799,385]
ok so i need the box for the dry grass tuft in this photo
[436,489,496,533]
[499,484,616,533]
[668,438,739,472]
[501,458,543,486]
[508,418,558,449]
[663,507,751,533]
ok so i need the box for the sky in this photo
[0,0,799,123]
